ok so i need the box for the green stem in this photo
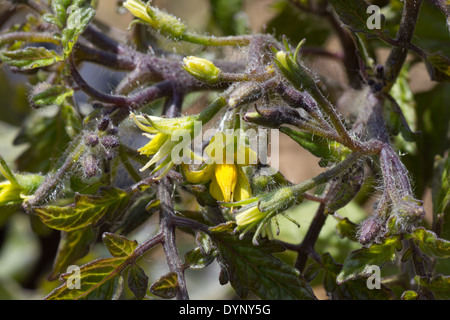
[197,95,228,124]
[181,32,252,46]
[23,138,86,210]
[0,32,60,47]
[291,152,361,198]
[384,0,423,91]
[308,86,360,151]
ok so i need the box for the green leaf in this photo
[184,247,216,269]
[334,216,358,242]
[406,227,450,258]
[401,290,418,300]
[114,193,156,235]
[48,0,73,29]
[337,236,402,284]
[45,257,126,300]
[61,4,96,57]
[211,231,316,300]
[424,52,450,82]
[432,154,450,240]
[149,271,179,299]
[33,187,130,231]
[48,226,98,281]
[208,221,236,233]
[31,85,74,108]
[328,0,384,35]
[410,83,450,196]
[388,64,421,145]
[102,232,138,258]
[322,253,396,300]
[127,263,149,300]
[43,0,96,57]
[195,231,213,256]
[414,274,450,300]
[0,47,62,70]
[413,1,450,57]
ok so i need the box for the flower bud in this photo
[82,154,100,178]
[275,51,288,69]
[182,56,221,84]
[232,185,299,245]
[101,135,120,149]
[244,105,301,128]
[273,46,316,91]
[358,218,382,245]
[123,0,186,38]
[97,116,111,131]
[227,82,262,108]
[84,133,99,147]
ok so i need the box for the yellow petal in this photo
[235,205,263,227]
[181,163,215,184]
[234,166,252,202]
[214,163,238,202]
[209,176,225,202]
[139,138,176,172]
[137,133,168,156]
[130,113,159,134]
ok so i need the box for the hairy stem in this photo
[384,0,423,91]
[0,32,60,46]
[408,239,435,300]
[295,202,328,272]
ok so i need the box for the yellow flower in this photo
[182,131,257,203]
[131,113,200,178]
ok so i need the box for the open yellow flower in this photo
[131,113,200,178]
[182,131,257,203]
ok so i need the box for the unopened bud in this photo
[275,51,288,69]
[123,0,186,38]
[227,82,262,108]
[244,105,300,128]
[182,56,221,84]
[97,116,110,131]
[82,154,100,178]
[106,126,119,135]
[358,218,382,245]
[84,133,99,147]
[101,135,120,149]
